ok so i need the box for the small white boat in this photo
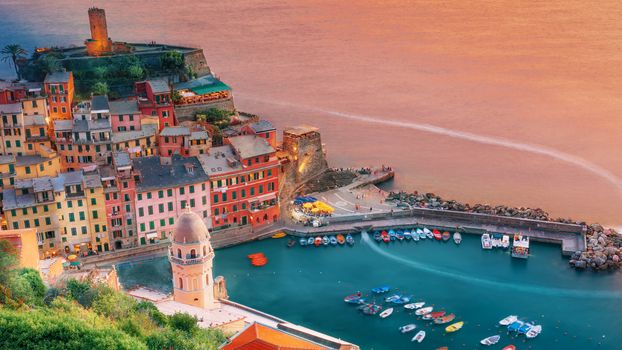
[379,307,394,318]
[424,228,433,239]
[399,324,416,333]
[453,232,462,244]
[385,294,401,303]
[480,335,501,345]
[415,306,433,315]
[481,233,493,249]
[501,235,510,249]
[411,330,426,343]
[413,230,420,241]
[404,302,425,309]
[526,325,542,338]
[499,315,518,326]
[416,228,425,239]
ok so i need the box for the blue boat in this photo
[518,322,534,334]
[322,236,330,246]
[344,292,364,304]
[374,232,382,242]
[396,230,405,240]
[371,285,391,294]
[385,294,401,303]
[361,303,382,315]
[508,320,524,332]
[307,237,314,245]
[346,234,354,245]
[404,230,412,240]
[329,236,338,245]
[299,238,307,246]
[413,231,420,241]
[393,295,413,304]
[388,230,396,241]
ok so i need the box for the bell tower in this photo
[169,212,215,308]
[85,7,113,56]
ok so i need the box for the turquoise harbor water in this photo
[117,233,622,350]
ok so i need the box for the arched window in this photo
[190,249,197,258]
[177,249,182,258]
[263,214,268,221]
[178,277,183,290]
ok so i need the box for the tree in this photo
[127,64,144,79]
[160,51,184,71]
[92,81,109,96]
[1,44,27,80]
[194,108,234,128]
[169,312,198,333]
[39,56,61,74]
[93,65,109,79]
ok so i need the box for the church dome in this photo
[173,212,210,244]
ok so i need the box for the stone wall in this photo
[183,49,212,77]
[282,130,328,184]
[173,98,236,122]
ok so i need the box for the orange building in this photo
[44,71,74,121]
[0,228,39,270]
[220,322,329,350]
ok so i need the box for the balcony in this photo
[168,251,213,265]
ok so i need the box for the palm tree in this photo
[1,44,27,80]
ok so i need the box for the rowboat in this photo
[433,229,442,240]
[393,295,412,304]
[388,230,396,241]
[417,229,425,239]
[413,231,420,241]
[453,232,462,244]
[507,320,524,332]
[361,303,382,315]
[499,315,518,326]
[422,311,446,320]
[379,307,394,318]
[445,321,464,333]
[381,231,390,243]
[434,313,455,324]
[396,230,404,240]
[314,237,322,246]
[415,306,433,315]
[371,285,390,294]
[307,237,315,245]
[287,239,296,248]
[336,234,345,245]
[404,230,412,240]
[518,322,533,334]
[404,301,425,309]
[526,325,542,338]
[399,324,416,333]
[322,236,330,246]
[271,232,286,239]
[329,236,338,245]
[480,335,501,346]
[442,231,451,241]
[502,346,516,350]
[299,238,307,246]
[412,330,426,343]
[385,294,401,303]
[346,234,354,245]
[343,292,362,303]
[373,232,382,242]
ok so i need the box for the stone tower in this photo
[85,7,113,56]
[169,212,215,309]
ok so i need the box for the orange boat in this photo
[502,346,515,350]
[336,234,346,245]
[247,253,265,259]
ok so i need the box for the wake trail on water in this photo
[237,94,622,196]
[360,232,622,299]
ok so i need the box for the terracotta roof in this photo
[221,323,328,350]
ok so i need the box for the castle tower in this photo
[85,7,113,56]
[169,212,215,309]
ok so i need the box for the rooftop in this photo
[0,103,22,115]
[228,135,275,159]
[0,154,15,165]
[174,75,231,96]
[15,155,49,167]
[147,79,170,94]
[109,99,140,115]
[132,155,208,192]
[112,123,157,143]
[249,120,276,133]
[44,71,71,83]
[53,120,73,132]
[198,145,243,177]
[113,151,132,169]
[73,119,111,133]
[284,125,320,136]
[221,322,328,350]
[91,95,110,112]
[160,126,190,137]
[189,130,210,141]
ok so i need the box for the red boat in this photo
[502,346,515,350]
[422,311,446,320]
[433,229,442,240]
[381,231,390,243]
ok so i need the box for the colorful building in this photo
[241,120,277,148]
[199,134,279,230]
[135,79,175,130]
[112,123,157,158]
[132,155,210,246]
[0,228,39,270]
[109,99,142,132]
[158,126,211,157]
[44,71,74,121]
[220,322,330,350]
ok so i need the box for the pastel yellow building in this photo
[0,228,39,270]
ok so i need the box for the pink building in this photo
[158,126,211,157]
[135,79,175,131]
[132,155,210,245]
[241,120,277,148]
[109,100,142,132]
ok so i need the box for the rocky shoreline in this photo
[386,191,622,271]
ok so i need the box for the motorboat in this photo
[329,236,338,245]
[417,228,425,239]
[381,231,390,243]
[453,232,462,244]
[396,230,404,240]
[322,236,330,246]
[393,295,413,304]
[371,285,390,294]
[379,307,394,318]
[501,235,510,249]
[287,239,296,248]
[385,294,401,303]
[423,228,433,238]
[373,232,382,242]
[405,301,425,309]
[518,322,533,334]
[445,321,464,333]
[299,238,307,246]
[433,229,442,240]
[399,324,416,333]
[525,325,542,339]
[499,315,518,326]
[415,306,433,316]
[434,313,455,324]
[343,292,363,304]
[412,330,426,343]
[507,320,524,332]
[314,237,322,246]
[413,231,420,241]
[336,234,346,245]
[422,311,446,320]
[511,234,530,258]
[404,230,412,240]
[346,234,354,245]
[307,237,314,245]
[272,232,286,239]
[388,230,396,241]
[442,231,451,241]
[361,303,382,315]
[481,233,493,249]
[480,335,501,346]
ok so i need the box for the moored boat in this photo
[381,231,390,243]
[424,228,433,238]
[422,311,446,320]
[442,231,451,241]
[287,238,296,248]
[502,346,516,350]
[379,307,394,318]
[526,325,542,339]
[413,230,420,241]
[499,315,518,326]
[501,234,510,249]
[336,234,346,245]
[299,238,307,246]
[399,324,416,333]
[361,303,382,315]
[314,236,322,246]
[480,335,501,346]
[404,230,412,240]
[393,295,412,304]
[445,321,464,333]
[511,234,530,258]
[453,232,462,244]
[307,237,315,245]
[481,233,493,249]
[343,292,362,303]
[417,228,425,239]
[346,234,354,245]
[322,236,330,246]
[271,232,286,239]
[396,230,404,240]
[412,330,426,343]
[415,306,433,316]
[433,229,442,240]
[434,313,455,324]
[385,294,401,303]
[329,235,338,245]
[404,301,425,309]
[371,285,390,294]
[507,320,524,332]
[373,232,382,242]
[388,230,396,241]
[518,322,533,334]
